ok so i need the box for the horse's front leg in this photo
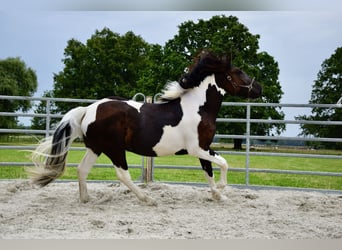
[215,154,228,190]
[199,158,227,201]
[211,152,228,189]
[197,149,228,189]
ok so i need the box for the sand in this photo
[0,180,341,239]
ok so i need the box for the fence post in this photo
[245,104,251,186]
[45,99,51,138]
[143,96,154,183]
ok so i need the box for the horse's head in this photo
[181,50,262,99]
[218,64,262,99]
[163,50,262,101]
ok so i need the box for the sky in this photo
[1,1,342,136]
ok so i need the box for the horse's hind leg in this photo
[115,167,156,206]
[108,151,157,206]
[78,148,98,203]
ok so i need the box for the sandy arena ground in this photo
[0,180,341,239]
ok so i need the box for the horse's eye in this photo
[227,75,232,81]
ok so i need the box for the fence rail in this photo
[1,95,341,191]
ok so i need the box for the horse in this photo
[30,50,262,205]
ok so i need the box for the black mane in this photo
[160,50,232,101]
[179,50,231,89]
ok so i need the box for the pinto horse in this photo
[30,50,262,205]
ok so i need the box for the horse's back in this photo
[80,97,188,157]
[80,98,140,154]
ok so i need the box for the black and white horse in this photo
[30,50,262,205]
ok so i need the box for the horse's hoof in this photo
[144,196,157,206]
[212,191,227,202]
[216,182,227,190]
[219,194,228,201]
[80,195,90,203]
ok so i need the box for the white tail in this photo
[29,106,86,186]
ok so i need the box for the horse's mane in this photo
[160,50,231,100]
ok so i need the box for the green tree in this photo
[136,44,166,96]
[49,17,284,150]
[0,57,37,128]
[297,47,342,149]
[53,28,152,113]
[31,90,60,130]
[162,15,284,149]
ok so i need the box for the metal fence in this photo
[1,95,341,192]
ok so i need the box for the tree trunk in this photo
[233,138,243,150]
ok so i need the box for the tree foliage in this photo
[297,47,342,149]
[53,28,153,113]
[162,15,284,148]
[49,16,284,148]
[31,90,59,130]
[0,57,37,128]
[136,44,166,96]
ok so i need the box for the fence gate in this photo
[0,95,342,193]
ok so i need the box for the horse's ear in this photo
[221,54,232,68]
[199,49,210,61]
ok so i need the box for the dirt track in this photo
[0,180,341,239]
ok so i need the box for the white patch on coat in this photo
[81,98,112,135]
[153,74,218,156]
[152,125,186,156]
[81,98,143,135]
[216,85,226,96]
[60,106,87,139]
[124,100,143,112]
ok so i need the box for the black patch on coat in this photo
[209,149,217,156]
[175,149,188,155]
[84,98,184,162]
[199,159,213,177]
[197,83,224,151]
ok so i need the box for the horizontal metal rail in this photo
[1,162,341,178]
[152,165,342,177]
[216,117,342,125]
[0,112,63,119]
[215,134,342,142]
[222,101,342,108]
[0,95,97,103]
[0,162,142,169]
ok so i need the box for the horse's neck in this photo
[181,74,224,118]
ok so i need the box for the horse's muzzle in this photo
[248,81,262,99]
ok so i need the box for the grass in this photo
[0,143,341,190]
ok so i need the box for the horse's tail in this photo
[29,106,87,187]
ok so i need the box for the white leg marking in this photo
[115,167,157,206]
[215,155,229,189]
[204,172,227,201]
[193,149,229,189]
[77,148,98,203]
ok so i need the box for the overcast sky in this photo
[1,1,341,136]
